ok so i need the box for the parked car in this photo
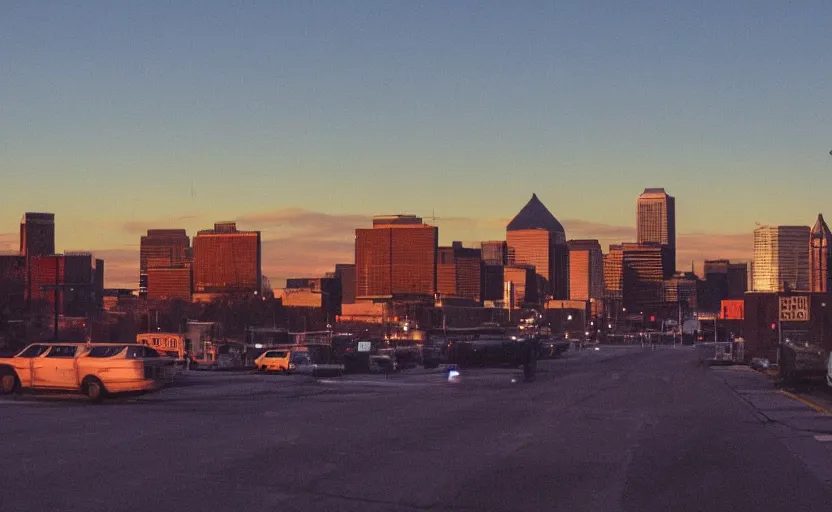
[254,349,292,373]
[0,343,173,403]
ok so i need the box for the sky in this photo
[2,1,832,287]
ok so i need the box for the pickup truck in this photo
[0,343,174,403]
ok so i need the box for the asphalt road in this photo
[2,346,832,512]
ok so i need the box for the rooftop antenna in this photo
[426,208,441,224]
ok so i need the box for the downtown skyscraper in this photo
[139,229,191,299]
[355,215,438,300]
[506,194,568,300]
[567,239,604,302]
[809,214,832,293]
[752,225,810,292]
[192,222,261,296]
[20,213,55,261]
[636,188,676,275]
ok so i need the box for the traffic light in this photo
[649,315,656,323]
[771,323,776,330]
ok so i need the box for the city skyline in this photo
[0,197,759,289]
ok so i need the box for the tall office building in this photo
[481,241,508,265]
[146,267,192,301]
[506,194,568,300]
[482,264,505,302]
[568,239,604,302]
[663,272,698,309]
[20,213,56,260]
[810,214,832,293]
[622,242,668,310]
[192,222,261,294]
[504,265,537,307]
[752,225,810,292]
[139,229,191,297]
[636,188,676,275]
[700,259,730,312]
[334,264,356,305]
[727,262,749,298]
[603,244,624,301]
[355,215,438,300]
[437,242,483,303]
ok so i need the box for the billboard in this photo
[720,299,745,320]
[779,296,810,321]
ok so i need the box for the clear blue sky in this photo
[2,1,832,285]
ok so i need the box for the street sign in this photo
[779,296,810,321]
[357,341,372,352]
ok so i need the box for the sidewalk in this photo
[711,365,832,434]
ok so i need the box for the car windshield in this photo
[264,351,288,358]
[87,346,126,358]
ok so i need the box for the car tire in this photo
[82,377,106,404]
[1,372,20,394]
[260,365,268,372]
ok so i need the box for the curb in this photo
[779,390,831,414]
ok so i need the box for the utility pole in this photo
[777,296,783,365]
[54,257,59,340]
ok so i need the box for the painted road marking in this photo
[779,391,830,414]
[316,379,428,388]
[814,435,832,442]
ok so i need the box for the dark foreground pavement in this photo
[2,346,832,512]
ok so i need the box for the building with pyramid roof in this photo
[505,194,569,300]
[810,213,832,292]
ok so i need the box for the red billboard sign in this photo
[720,299,745,320]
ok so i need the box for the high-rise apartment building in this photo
[568,239,604,302]
[437,242,483,303]
[355,215,438,300]
[506,194,568,300]
[481,241,508,265]
[636,188,676,275]
[810,214,832,293]
[752,225,810,292]
[192,222,261,294]
[139,229,191,297]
